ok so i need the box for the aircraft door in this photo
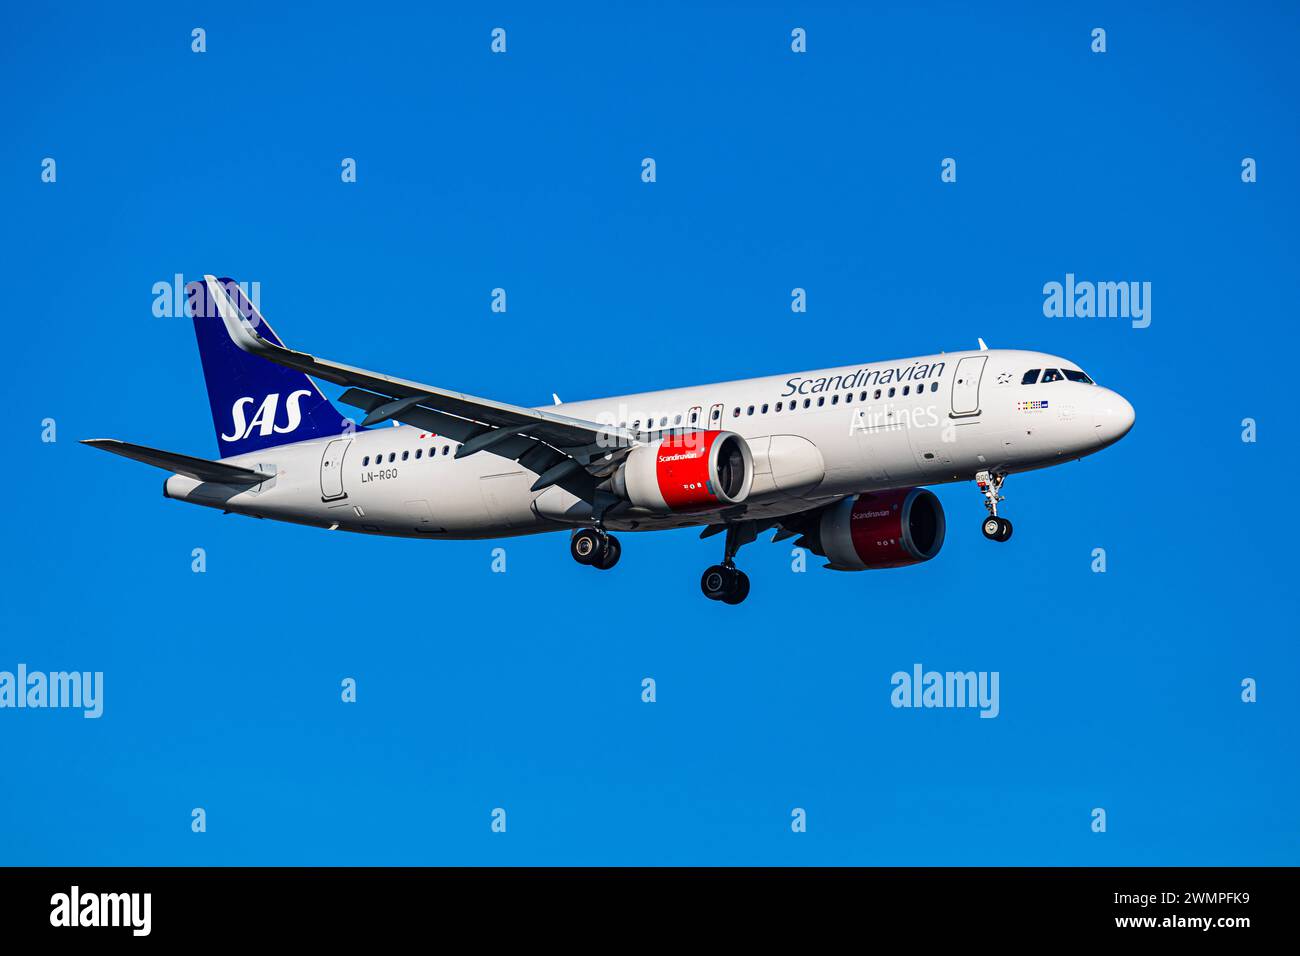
[687,405,702,429]
[320,438,351,501]
[708,403,725,430]
[950,356,988,418]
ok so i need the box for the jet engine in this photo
[610,430,753,514]
[796,487,945,570]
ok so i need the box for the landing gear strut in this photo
[700,522,755,605]
[976,470,1013,542]
[571,528,621,570]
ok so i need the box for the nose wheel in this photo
[975,470,1013,542]
[982,516,1013,541]
[571,528,621,570]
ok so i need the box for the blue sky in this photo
[1,1,1296,865]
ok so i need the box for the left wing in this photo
[203,276,637,499]
[82,439,273,484]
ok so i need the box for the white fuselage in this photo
[162,349,1134,538]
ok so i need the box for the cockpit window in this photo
[1021,369,1040,385]
[1062,368,1094,384]
[1041,368,1063,383]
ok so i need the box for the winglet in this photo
[203,274,274,356]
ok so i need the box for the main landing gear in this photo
[571,528,621,570]
[700,564,749,605]
[975,469,1013,542]
[700,522,756,605]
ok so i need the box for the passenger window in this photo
[831,394,839,405]
[675,414,682,424]
[817,396,825,407]
[415,449,422,459]
[660,416,668,426]
[874,389,882,399]
[902,386,910,396]
[775,401,783,412]
[443,446,449,455]
[732,407,740,417]
[402,450,409,461]
[747,405,754,415]
[930,381,938,392]
[1022,369,1041,385]
[888,387,896,398]
[761,403,768,414]
[362,456,370,466]
[860,391,868,402]
[1041,368,1063,383]
[803,398,811,408]
[388,452,396,463]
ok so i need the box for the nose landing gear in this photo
[571,528,621,570]
[975,470,1013,542]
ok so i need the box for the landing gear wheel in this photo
[571,528,602,566]
[701,564,731,600]
[700,564,749,604]
[982,516,1012,542]
[592,534,621,570]
[722,570,750,605]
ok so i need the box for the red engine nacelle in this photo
[612,430,753,513]
[804,488,946,570]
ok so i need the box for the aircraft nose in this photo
[1092,388,1135,447]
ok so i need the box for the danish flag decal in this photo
[187,279,356,457]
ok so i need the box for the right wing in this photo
[203,275,637,499]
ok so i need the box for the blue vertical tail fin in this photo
[186,278,355,458]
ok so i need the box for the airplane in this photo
[85,276,1135,605]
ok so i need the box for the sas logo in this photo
[1017,400,1049,412]
[221,389,312,441]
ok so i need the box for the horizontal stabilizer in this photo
[81,439,272,484]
